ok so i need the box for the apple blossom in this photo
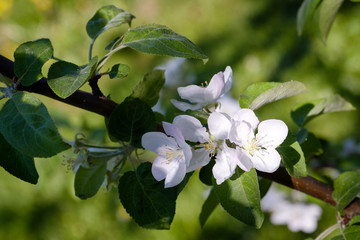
[141,121,192,188]
[171,66,233,111]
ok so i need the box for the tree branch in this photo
[1,54,359,220]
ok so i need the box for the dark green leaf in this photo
[129,70,165,107]
[105,37,121,50]
[108,64,130,79]
[120,24,208,60]
[349,214,360,226]
[107,98,156,147]
[14,38,53,86]
[118,162,178,229]
[315,0,344,42]
[47,57,98,99]
[299,131,323,160]
[199,188,219,227]
[199,159,215,186]
[0,133,38,184]
[297,0,321,35]
[86,5,135,40]
[291,94,355,127]
[259,178,272,198]
[277,134,307,178]
[0,92,70,158]
[74,161,107,199]
[332,171,360,210]
[239,81,307,110]
[214,169,264,228]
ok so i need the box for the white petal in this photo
[142,132,177,153]
[180,141,193,167]
[217,95,241,116]
[232,109,259,130]
[222,66,233,94]
[187,149,211,172]
[229,121,254,146]
[170,99,202,111]
[212,142,237,185]
[162,121,184,142]
[251,148,281,173]
[173,115,209,143]
[151,155,172,181]
[164,161,187,188]
[205,72,225,101]
[257,119,288,148]
[208,112,231,140]
[235,147,253,172]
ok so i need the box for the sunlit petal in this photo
[251,148,281,173]
[232,108,259,130]
[170,99,202,111]
[257,119,288,148]
[173,115,209,143]
[223,66,233,94]
[208,112,231,140]
[163,161,187,188]
[141,132,177,153]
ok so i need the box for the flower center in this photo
[195,136,218,157]
[159,145,184,164]
[243,134,272,157]
[200,81,209,88]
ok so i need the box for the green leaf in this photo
[297,0,321,35]
[129,70,165,107]
[213,169,264,228]
[199,188,219,227]
[332,226,360,240]
[107,98,156,147]
[108,64,130,79]
[291,94,355,127]
[47,57,98,99]
[349,214,360,226]
[277,133,307,177]
[86,5,135,40]
[299,130,323,159]
[74,161,107,200]
[0,92,70,158]
[239,81,307,110]
[332,171,360,210]
[118,162,178,229]
[199,159,215,186]
[350,0,360,2]
[315,0,344,43]
[0,133,38,184]
[105,37,121,50]
[14,38,53,86]
[259,178,272,198]
[120,24,208,60]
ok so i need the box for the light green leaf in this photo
[315,0,344,42]
[14,38,53,86]
[0,132,38,184]
[239,81,307,110]
[349,214,360,226]
[297,0,321,35]
[120,24,208,60]
[47,57,98,98]
[0,92,70,158]
[291,94,355,127]
[129,70,165,107]
[199,188,219,227]
[108,64,130,79]
[332,171,360,211]
[74,161,107,200]
[214,169,264,228]
[86,5,135,40]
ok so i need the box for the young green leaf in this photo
[118,162,178,229]
[74,161,107,200]
[315,0,344,43]
[0,92,70,158]
[14,38,53,86]
[199,188,219,227]
[86,5,135,40]
[106,98,156,147]
[239,81,307,110]
[47,57,98,99]
[297,0,321,35]
[213,169,264,228]
[332,171,360,211]
[129,70,165,107]
[0,133,38,184]
[120,24,208,60]
[291,94,355,127]
[108,64,130,79]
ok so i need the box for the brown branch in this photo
[1,54,360,220]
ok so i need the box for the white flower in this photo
[171,66,233,111]
[141,122,192,188]
[230,109,288,173]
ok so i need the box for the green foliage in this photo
[213,169,264,228]
[239,81,307,110]
[14,38,53,86]
[297,0,321,35]
[0,92,70,158]
[199,159,215,186]
[47,57,98,98]
[120,24,208,60]
[0,133,38,184]
[129,70,165,107]
[106,98,156,147]
[332,171,360,210]
[74,161,107,200]
[199,188,219,227]
[108,63,130,79]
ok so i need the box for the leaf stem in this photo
[314,223,339,240]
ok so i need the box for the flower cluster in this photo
[142,66,288,187]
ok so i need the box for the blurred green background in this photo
[1,0,360,239]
